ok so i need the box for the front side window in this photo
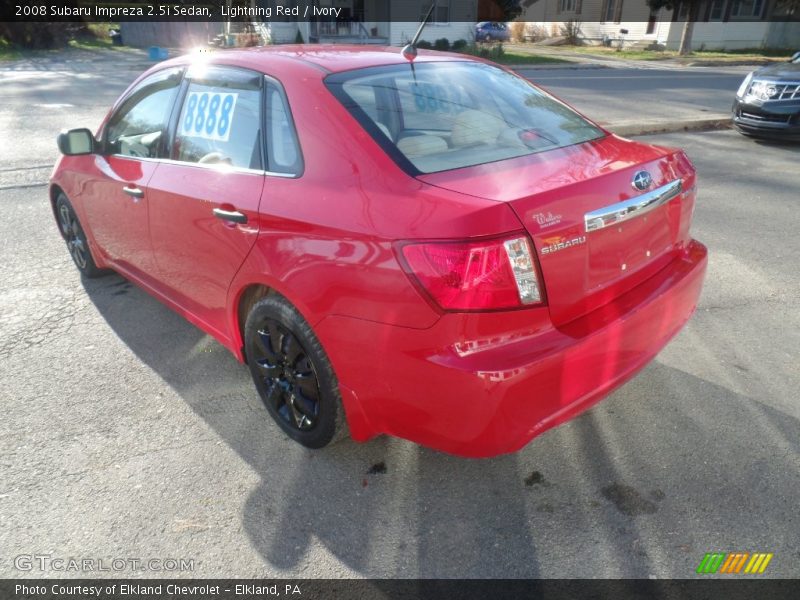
[326,62,604,175]
[173,66,263,170]
[105,68,182,158]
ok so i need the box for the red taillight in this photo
[400,234,544,311]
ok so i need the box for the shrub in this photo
[560,19,582,45]
[433,38,450,51]
[416,40,433,49]
[510,21,526,43]
[0,23,71,49]
[294,29,304,44]
[527,25,549,42]
[456,42,505,61]
[452,39,467,51]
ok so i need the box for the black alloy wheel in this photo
[251,318,321,431]
[244,294,346,448]
[55,193,107,278]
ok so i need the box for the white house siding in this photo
[663,21,800,50]
[764,21,800,49]
[268,22,303,43]
[578,19,667,43]
[526,0,671,43]
[389,22,476,46]
[119,22,222,48]
[388,0,477,45]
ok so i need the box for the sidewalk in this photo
[505,43,776,71]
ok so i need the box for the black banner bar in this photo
[2,579,800,600]
[0,0,795,22]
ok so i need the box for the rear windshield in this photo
[325,61,604,174]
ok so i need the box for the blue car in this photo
[475,21,510,42]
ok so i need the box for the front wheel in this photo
[244,294,347,449]
[55,193,108,278]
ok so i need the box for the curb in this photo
[678,59,782,68]
[604,116,732,137]
[512,63,608,71]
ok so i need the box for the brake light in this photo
[400,235,544,311]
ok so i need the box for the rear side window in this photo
[105,68,182,159]
[326,62,604,175]
[173,67,263,170]
[265,81,303,175]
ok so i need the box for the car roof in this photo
[161,44,477,78]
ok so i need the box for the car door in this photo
[146,65,269,341]
[85,67,183,278]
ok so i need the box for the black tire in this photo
[55,193,108,278]
[244,294,347,449]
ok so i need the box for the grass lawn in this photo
[548,45,794,62]
[492,50,571,65]
[0,38,23,61]
[0,24,138,61]
[457,46,571,65]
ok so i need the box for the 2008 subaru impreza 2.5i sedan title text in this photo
[51,45,707,458]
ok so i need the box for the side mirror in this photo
[57,128,97,156]
[790,51,800,63]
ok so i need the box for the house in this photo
[521,0,800,50]
[121,0,480,49]
[262,0,478,46]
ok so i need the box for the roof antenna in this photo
[401,1,436,62]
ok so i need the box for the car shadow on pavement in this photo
[81,273,542,577]
[751,138,800,151]
[82,273,800,578]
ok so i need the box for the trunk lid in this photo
[417,135,697,325]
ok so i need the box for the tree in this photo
[773,0,800,18]
[646,0,702,55]
[0,23,72,49]
[477,0,524,22]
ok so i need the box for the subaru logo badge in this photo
[632,171,653,192]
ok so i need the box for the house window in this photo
[421,0,449,24]
[709,0,726,20]
[559,0,577,13]
[603,0,622,22]
[730,0,764,17]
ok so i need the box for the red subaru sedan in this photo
[51,46,707,457]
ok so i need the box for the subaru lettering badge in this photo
[632,170,653,192]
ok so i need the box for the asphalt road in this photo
[1,51,799,579]
[518,65,750,125]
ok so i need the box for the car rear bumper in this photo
[317,240,708,457]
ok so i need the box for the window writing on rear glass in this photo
[327,62,604,174]
[174,70,262,170]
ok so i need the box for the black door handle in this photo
[213,208,247,224]
[122,185,144,198]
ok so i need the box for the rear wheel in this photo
[244,294,347,449]
[55,193,107,278]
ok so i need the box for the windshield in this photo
[325,61,604,174]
